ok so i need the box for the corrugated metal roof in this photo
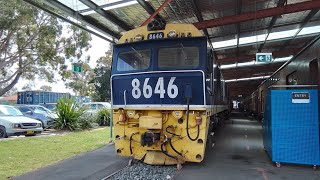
[23,0,320,87]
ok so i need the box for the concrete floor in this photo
[175,112,320,180]
[13,112,320,180]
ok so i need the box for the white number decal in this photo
[155,77,165,98]
[131,77,178,99]
[143,78,152,98]
[132,78,141,99]
[167,77,178,98]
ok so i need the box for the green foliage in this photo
[39,85,52,91]
[92,67,111,101]
[78,113,97,129]
[96,108,111,126]
[66,63,95,96]
[0,0,91,96]
[92,46,112,101]
[55,97,86,131]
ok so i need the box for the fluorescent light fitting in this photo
[103,1,137,10]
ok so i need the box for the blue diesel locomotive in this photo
[111,22,229,165]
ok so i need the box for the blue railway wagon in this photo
[17,91,71,104]
[72,96,92,104]
[263,88,320,167]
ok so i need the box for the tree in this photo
[21,83,34,91]
[66,63,95,96]
[40,85,52,91]
[0,0,91,96]
[92,45,112,101]
[3,87,17,96]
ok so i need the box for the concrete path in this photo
[175,112,320,180]
[13,144,129,180]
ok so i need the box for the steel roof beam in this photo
[281,9,319,48]
[136,0,163,20]
[190,0,217,59]
[45,0,120,39]
[79,0,133,31]
[209,19,320,39]
[236,0,242,57]
[194,1,320,30]
[23,0,115,43]
[218,48,301,64]
[221,62,283,73]
[224,73,273,81]
[141,0,172,26]
[213,32,318,51]
[258,0,287,52]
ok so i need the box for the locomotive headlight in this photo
[172,110,183,119]
[126,110,136,118]
[167,30,176,38]
[135,34,144,41]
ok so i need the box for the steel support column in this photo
[194,1,320,30]
[79,0,133,31]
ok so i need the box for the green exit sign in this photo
[72,64,82,73]
[256,53,272,62]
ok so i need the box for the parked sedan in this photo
[83,102,111,116]
[15,105,57,128]
[0,105,43,138]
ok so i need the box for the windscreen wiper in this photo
[179,43,188,61]
[131,46,144,59]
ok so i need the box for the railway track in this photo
[101,159,177,180]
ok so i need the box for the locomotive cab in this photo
[111,22,228,165]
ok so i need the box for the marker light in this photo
[172,110,183,119]
[126,110,136,118]
[168,30,176,38]
[135,34,144,41]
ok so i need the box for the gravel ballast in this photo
[107,161,177,180]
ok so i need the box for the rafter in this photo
[79,0,133,31]
[258,0,287,52]
[281,9,319,48]
[23,0,115,42]
[136,0,164,21]
[43,0,120,39]
[190,0,217,60]
[194,1,320,30]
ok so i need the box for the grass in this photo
[0,128,111,180]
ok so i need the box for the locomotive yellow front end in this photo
[111,22,227,165]
[113,108,210,165]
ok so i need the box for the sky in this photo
[14,34,110,94]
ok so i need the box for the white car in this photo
[0,105,43,138]
[83,102,111,115]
